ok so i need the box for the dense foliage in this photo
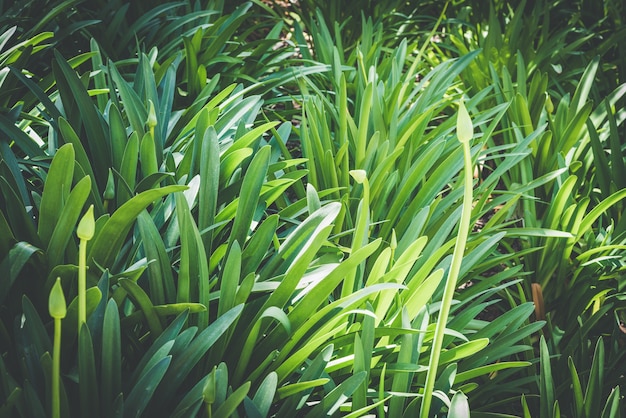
[0,0,625,416]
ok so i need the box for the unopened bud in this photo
[457,98,473,144]
[49,278,67,319]
[77,204,95,241]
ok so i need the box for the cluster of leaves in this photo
[1,0,625,417]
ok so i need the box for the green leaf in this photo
[129,310,188,385]
[174,191,210,328]
[108,60,147,138]
[199,126,219,254]
[353,304,375,410]
[88,185,186,270]
[78,324,99,418]
[389,309,422,416]
[135,173,174,194]
[601,387,621,418]
[455,361,532,383]
[283,237,382,334]
[0,242,42,306]
[251,372,277,417]
[102,300,121,417]
[155,304,244,407]
[171,376,208,418]
[222,121,279,161]
[140,132,159,178]
[118,132,139,206]
[137,210,175,305]
[57,118,104,213]
[212,382,251,418]
[241,214,279,277]
[124,356,171,418]
[568,357,584,417]
[152,303,207,317]
[0,174,39,244]
[401,268,445,323]
[220,148,253,182]
[175,192,194,304]
[274,284,400,382]
[0,114,45,158]
[539,336,555,418]
[229,145,270,249]
[276,379,330,400]
[233,306,291,384]
[584,338,605,417]
[275,344,334,415]
[38,143,74,245]
[218,241,241,318]
[109,104,127,170]
[504,228,573,238]
[569,56,599,120]
[578,189,626,239]
[303,371,367,418]
[439,338,489,364]
[449,391,470,417]
[521,394,532,418]
[53,51,110,188]
[119,278,163,337]
[47,176,91,266]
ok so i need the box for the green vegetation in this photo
[0,0,624,416]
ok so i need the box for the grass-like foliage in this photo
[0,0,624,417]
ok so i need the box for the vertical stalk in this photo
[49,278,66,418]
[77,205,95,332]
[420,100,474,417]
[52,317,62,418]
[78,238,87,328]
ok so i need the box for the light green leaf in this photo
[38,143,74,245]
[455,361,531,383]
[439,338,489,364]
[229,145,270,249]
[88,185,186,270]
[276,379,330,400]
[212,382,251,418]
[448,391,469,417]
[119,278,163,337]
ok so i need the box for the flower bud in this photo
[49,278,67,319]
[103,169,115,201]
[457,98,473,144]
[147,99,157,130]
[545,93,554,114]
[77,204,95,241]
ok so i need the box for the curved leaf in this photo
[87,185,186,270]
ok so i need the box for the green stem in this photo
[78,238,87,331]
[52,317,61,418]
[420,140,473,417]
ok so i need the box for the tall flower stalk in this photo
[420,99,474,417]
[77,204,95,332]
[49,278,67,418]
